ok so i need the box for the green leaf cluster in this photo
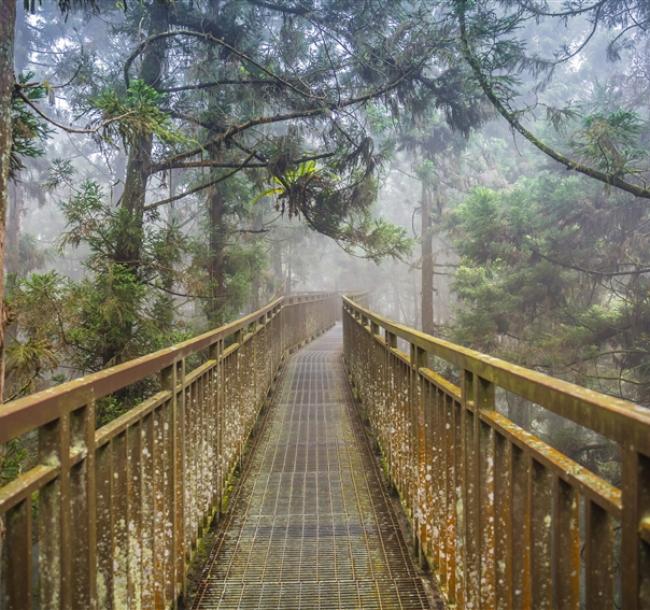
[92,80,189,145]
[10,73,51,176]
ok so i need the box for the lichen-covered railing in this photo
[0,293,337,610]
[343,296,650,610]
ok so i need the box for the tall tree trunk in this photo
[0,0,17,401]
[206,182,227,325]
[271,239,283,295]
[286,242,293,293]
[421,180,434,334]
[392,276,401,321]
[249,207,264,310]
[6,184,20,277]
[100,0,168,367]
[115,0,169,268]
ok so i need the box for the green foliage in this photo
[338,217,413,262]
[10,73,51,176]
[5,272,68,400]
[253,160,335,215]
[450,173,650,403]
[92,80,189,145]
[0,441,28,487]
[50,174,191,370]
[43,159,75,191]
[67,264,146,368]
[570,110,647,177]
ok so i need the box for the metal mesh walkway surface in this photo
[190,325,434,610]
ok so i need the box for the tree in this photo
[450,173,650,407]
[455,0,650,199]
[0,0,17,401]
[398,111,470,334]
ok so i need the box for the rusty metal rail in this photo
[0,293,337,610]
[343,296,650,610]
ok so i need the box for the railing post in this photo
[621,449,650,609]
[38,414,72,610]
[70,402,97,610]
[209,338,224,520]
[410,343,427,568]
[161,358,185,607]
[461,370,497,609]
[475,375,496,608]
[384,330,397,480]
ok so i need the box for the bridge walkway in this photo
[189,325,437,610]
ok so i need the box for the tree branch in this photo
[457,0,650,199]
[159,78,277,93]
[143,153,256,212]
[124,29,319,102]
[17,89,134,135]
[151,68,418,172]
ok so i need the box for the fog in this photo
[5,0,650,409]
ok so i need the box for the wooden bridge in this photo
[0,293,649,609]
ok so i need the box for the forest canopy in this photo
[1,0,649,416]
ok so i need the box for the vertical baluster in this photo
[112,431,128,607]
[552,476,579,610]
[184,375,194,555]
[126,420,142,609]
[461,371,479,608]
[165,359,186,604]
[476,376,496,609]
[410,344,426,562]
[444,394,457,603]
[95,440,113,609]
[531,461,553,609]
[585,499,614,608]
[163,400,175,605]
[385,331,397,481]
[38,414,72,610]
[217,339,225,516]
[511,446,532,610]
[140,413,155,608]
[70,402,97,610]
[200,367,207,529]
[494,433,512,610]
[152,404,165,608]
[426,383,437,570]
[5,499,32,610]
[195,371,204,537]
[453,389,466,608]
[621,449,650,610]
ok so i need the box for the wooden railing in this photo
[343,296,650,610]
[0,293,337,610]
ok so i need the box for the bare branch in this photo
[17,89,134,135]
[124,29,320,102]
[144,153,256,211]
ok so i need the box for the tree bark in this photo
[115,0,169,268]
[271,239,283,294]
[206,181,227,325]
[100,0,169,366]
[0,0,17,402]
[6,183,21,277]
[421,180,435,335]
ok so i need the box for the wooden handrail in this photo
[343,295,650,609]
[0,292,338,610]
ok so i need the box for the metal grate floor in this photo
[191,326,434,609]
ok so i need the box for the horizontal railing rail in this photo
[342,295,650,610]
[0,292,338,610]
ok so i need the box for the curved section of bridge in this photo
[190,327,436,610]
